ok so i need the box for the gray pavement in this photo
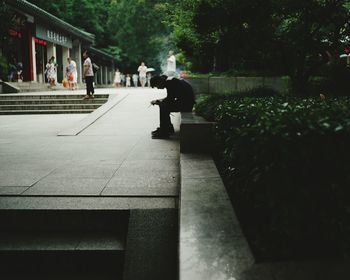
[0,87,180,208]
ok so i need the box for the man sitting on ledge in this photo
[150,75,195,139]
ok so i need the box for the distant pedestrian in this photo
[67,57,78,90]
[137,62,147,87]
[126,74,131,87]
[166,50,177,77]
[8,55,17,82]
[147,72,152,87]
[120,73,125,87]
[132,73,138,87]
[82,50,94,99]
[114,68,121,87]
[45,56,56,88]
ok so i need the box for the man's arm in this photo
[83,64,88,79]
[150,98,165,105]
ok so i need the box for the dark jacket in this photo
[163,78,195,111]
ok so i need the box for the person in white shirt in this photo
[114,68,121,87]
[45,56,57,88]
[82,50,94,99]
[67,57,78,90]
[166,50,177,77]
[132,73,138,87]
[137,62,147,88]
[126,74,131,87]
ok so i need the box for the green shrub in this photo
[195,86,280,121]
[198,95,350,260]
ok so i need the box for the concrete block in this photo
[209,77,236,94]
[186,77,209,95]
[179,154,254,280]
[236,76,264,91]
[180,112,215,153]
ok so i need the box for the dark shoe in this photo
[151,127,161,135]
[152,130,170,139]
[151,125,174,136]
[168,124,175,135]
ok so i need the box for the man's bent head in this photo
[150,75,167,89]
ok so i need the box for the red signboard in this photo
[8,29,22,38]
[34,38,47,46]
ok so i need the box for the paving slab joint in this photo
[57,93,130,136]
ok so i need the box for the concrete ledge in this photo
[1,82,20,93]
[180,112,215,153]
[179,153,254,280]
[58,92,129,136]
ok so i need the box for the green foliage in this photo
[0,1,15,80]
[197,95,350,259]
[195,87,281,121]
[318,61,350,96]
[107,0,170,71]
[166,0,350,94]
[0,1,15,42]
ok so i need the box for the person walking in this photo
[126,74,131,87]
[147,72,152,87]
[82,50,94,99]
[137,62,147,87]
[120,72,125,87]
[150,75,195,139]
[67,57,78,90]
[45,57,56,88]
[132,73,138,87]
[114,68,121,87]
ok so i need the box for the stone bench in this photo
[179,153,254,280]
[180,112,215,153]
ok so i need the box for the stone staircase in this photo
[0,209,128,280]
[0,94,109,115]
[5,82,58,93]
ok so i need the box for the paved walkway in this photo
[0,87,180,209]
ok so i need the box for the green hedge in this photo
[196,94,350,261]
[195,86,280,121]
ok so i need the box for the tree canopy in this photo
[164,0,350,93]
[28,0,172,72]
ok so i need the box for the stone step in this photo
[0,99,107,105]
[0,232,125,251]
[0,94,109,100]
[0,210,129,278]
[0,209,129,248]
[0,250,125,280]
[0,104,102,110]
[0,109,94,114]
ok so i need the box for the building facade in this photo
[2,0,116,85]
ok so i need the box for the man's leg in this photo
[87,76,95,96]
[152,103,172,139]
[159,102,173,131]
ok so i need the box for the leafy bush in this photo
[195,86,280,121]
[197,95,350,260]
